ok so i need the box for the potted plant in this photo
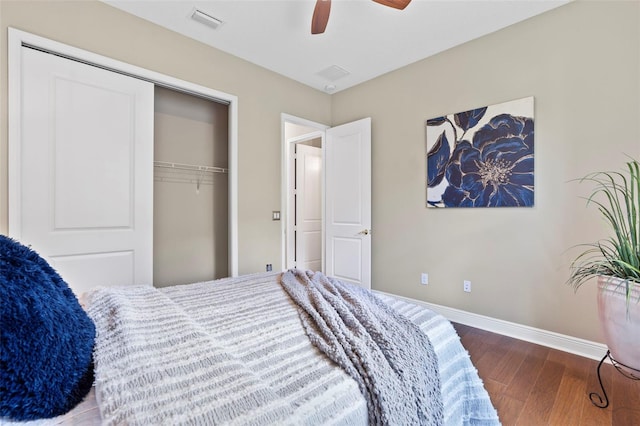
[569,158,640,376]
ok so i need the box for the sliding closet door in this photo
[15,47,154,295]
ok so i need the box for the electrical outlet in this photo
[421,273,428,285]
[266,264,272,272]
[463,280,471,293]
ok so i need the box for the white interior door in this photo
[12,46,154,295]
[325,117,371,289]
[295,144,322,271]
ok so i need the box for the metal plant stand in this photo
[590,350,640,408]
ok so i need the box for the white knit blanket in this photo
[86,272,500,425]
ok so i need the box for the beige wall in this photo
[0,0,332,275]
[331,0,640,343]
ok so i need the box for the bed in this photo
[1,236,500,425]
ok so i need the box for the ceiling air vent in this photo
[191,9,223,29]
[316,65,350,82]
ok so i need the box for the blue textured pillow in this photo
[0,235,95,421]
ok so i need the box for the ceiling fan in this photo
[311,0,412,34]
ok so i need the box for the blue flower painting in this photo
[426,97,534,208]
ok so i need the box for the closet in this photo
[9,29,235,295]
[153,87,229,287]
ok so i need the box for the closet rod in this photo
[153,161,228,174]
[154,176,214,185]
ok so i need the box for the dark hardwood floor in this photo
[453,323,640,425]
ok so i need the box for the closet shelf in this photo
[154,176,215,186]
[153,161,228,174]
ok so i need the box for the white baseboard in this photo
[374,290,608,362]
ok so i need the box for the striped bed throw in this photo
[87,272,500,425]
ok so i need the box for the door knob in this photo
[358,229,371,236]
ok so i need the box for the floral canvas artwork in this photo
[426,96,534,208]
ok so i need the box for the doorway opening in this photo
[281,115,372,288]
[281,115,328,272]
[153,86,229,286]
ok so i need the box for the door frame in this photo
[281,114,329,271]
[8,28,239,277]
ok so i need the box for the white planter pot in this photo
[597,275,640,375]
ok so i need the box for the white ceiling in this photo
[103,0,570,93]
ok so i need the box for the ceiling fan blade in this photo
[372,0,411,10]
[311,0,331,34]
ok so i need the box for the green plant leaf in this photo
[568,158,640,311]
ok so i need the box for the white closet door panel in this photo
[18,47,154,293]
[54,78,134,229]
[49,251,134,294]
